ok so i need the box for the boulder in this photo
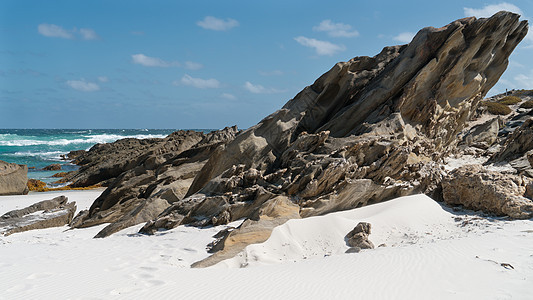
[42,164,61,171]
[345,222,374,250]
[0,160,29,195]
[0,195,76,236]
[442,164,533,219]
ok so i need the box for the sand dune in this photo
[1,191,531,299]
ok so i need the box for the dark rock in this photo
[0,160,28,195]
[42,164,61,171]
[70,126,239,238]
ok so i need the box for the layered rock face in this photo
[0,160,29,195]
[69,127,239,237]
[142,12,528,239]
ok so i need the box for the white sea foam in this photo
[7,151,65,160]
[0,134,167,147]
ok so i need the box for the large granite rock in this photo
[0,196,76,236]
[442,165,533,219]
[142,12,528,239]
[0,160,29,195]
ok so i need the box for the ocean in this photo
[0,129,189,185]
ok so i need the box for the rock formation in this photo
[69,127,239,237]
[0,195,76,236]
[54,12,531,266]
[442,165,533,219]
[143,12,528,237]
[0,160,29,195]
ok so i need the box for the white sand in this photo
[1,191,532,299]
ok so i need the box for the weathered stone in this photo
[442,164,533,219]
[70,127,239,238]
[0,160,28,195]
[0,196,76,236]
[144,12,529,238]
[345,222,375,249]
[191,196,300,268]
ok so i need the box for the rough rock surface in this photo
[442,165,533,219]
[143,12,528,239]
[191,196,301,268]
[0,195,76,236]
[0,160,29,195]
[70,127,239,237]
[345,222,374,251]
[42,164,61,171]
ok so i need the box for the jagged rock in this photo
[0,160,28,195]
[60,150,86,161]
[143,12,528,238]
[71,127,239,238]
[42,164,61,171]
[191,196,301,268]
[345,222,374,250]
[442,164,533,219]
[462,118,500,149]
[0,196,76,236]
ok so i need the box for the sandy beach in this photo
[1,190,531,299]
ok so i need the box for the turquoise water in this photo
[0,129,186,184]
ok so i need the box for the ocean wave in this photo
[0,134,167,147]
[6,151,66,160]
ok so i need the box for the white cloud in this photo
[221,93,237,100]
[313,20,359,38]
[184,61,203,70]
[294,36,346,56]
[393,32,415,43]
[66,79,100,92]
[97,76,108,82]
[79,28,99,40]
[131,54,179,67]
[464,2,523,17]
[38,24,74,39]
[179,74,220,89]
[514,72,533,87]
[197,16,239,31]
[243,81,285,94]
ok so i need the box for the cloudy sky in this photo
[1,1,532,129]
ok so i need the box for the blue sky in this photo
[1,1,532,129]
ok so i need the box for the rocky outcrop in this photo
[0,195,76,236]
[345,222,374,251]
[70,127,239,237]
[0,160,29,195]
[143,12,528,240]
[442,165,533,219]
